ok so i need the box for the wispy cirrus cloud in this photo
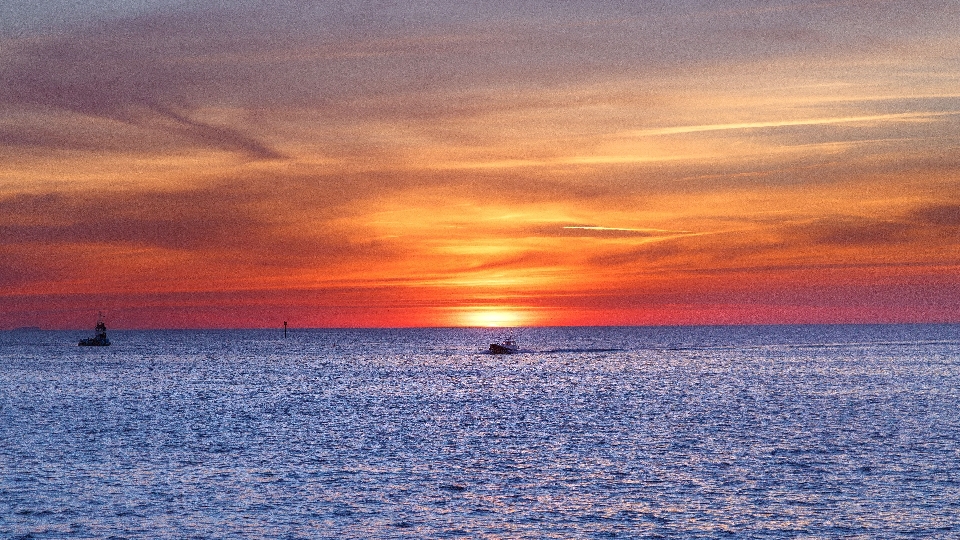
[624,112,958,138]
[0,11,284,159]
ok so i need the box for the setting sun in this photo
[459,308,527,327]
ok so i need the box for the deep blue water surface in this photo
[2,325,959,538]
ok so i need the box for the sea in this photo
[1,324,959,539]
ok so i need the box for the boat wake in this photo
[533,348,626,354]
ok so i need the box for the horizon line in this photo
[8,321,960,332]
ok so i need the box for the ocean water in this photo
[1,324,959,539]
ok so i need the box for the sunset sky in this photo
[2,0,959,329]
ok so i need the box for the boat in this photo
[489,337,520,354]
[78,313,110,346]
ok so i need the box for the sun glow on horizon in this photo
[458,307,527,327]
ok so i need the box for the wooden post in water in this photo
[283,321,287,338]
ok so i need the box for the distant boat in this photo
[489,337,520,354]
[78,313,110,346]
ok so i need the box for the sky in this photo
[1,0,959,329]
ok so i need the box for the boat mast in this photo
[95,311,106,338]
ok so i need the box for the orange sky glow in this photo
[2,1,959,329]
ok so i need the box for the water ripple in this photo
[1,325,959,538]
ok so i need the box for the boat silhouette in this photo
[78,313,110,346]
[488,337,520,354]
